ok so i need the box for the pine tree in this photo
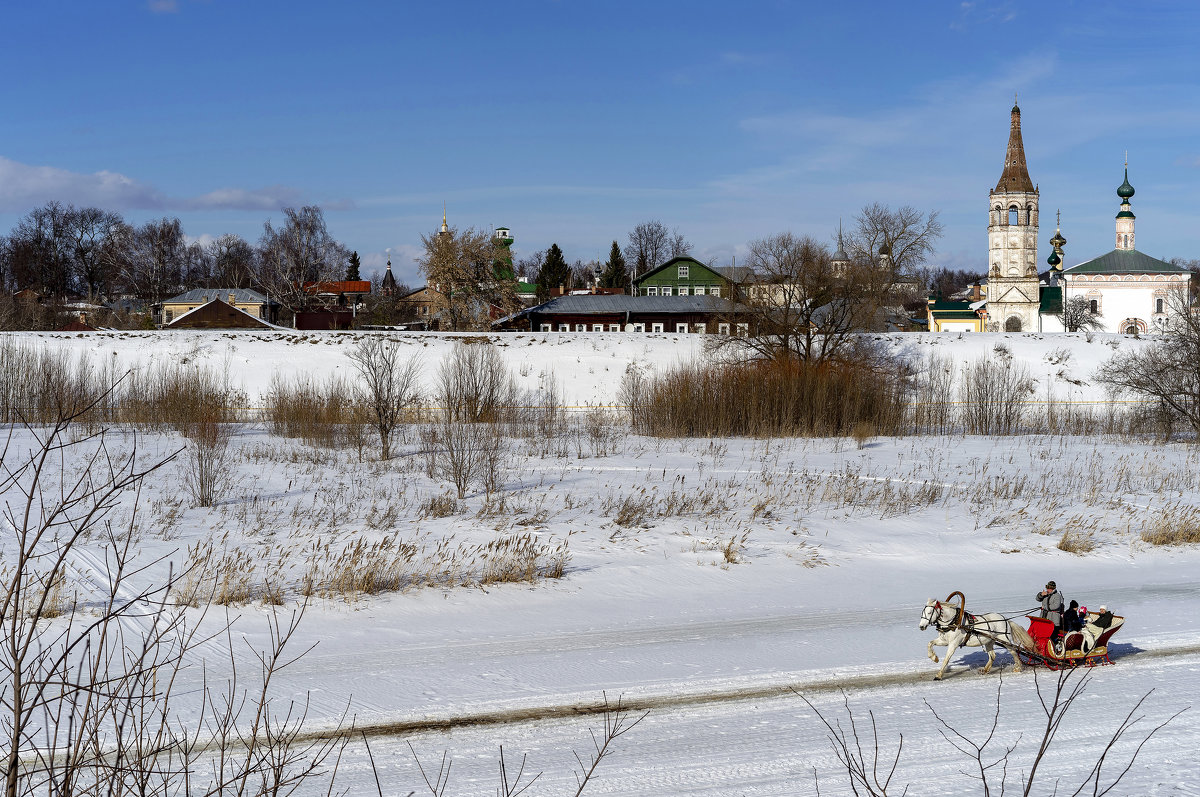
[346,251,362,281]
[536,244,571,300]
[599,240,628,291]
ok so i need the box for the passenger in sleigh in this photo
[1080,606,1116,654]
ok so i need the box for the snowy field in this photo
[4,330,1200,795]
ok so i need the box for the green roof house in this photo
[632,256,733,298]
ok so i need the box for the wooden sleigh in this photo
[1017,612,1124,670]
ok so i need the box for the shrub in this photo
[627,355,909,438]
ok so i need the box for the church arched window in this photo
[1008,207,1019,226]
[1089,299,1098,314]
[1156,298,1164,314]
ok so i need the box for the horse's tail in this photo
[1009,621,1035,651]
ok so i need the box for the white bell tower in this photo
[986,99,1041,332]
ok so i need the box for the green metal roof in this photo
[927,298,975,311]
[515,281,538,294]
[1064,248,1187,275]
[1039,285,1062,314]
[933,311,982,320]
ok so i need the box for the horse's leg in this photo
[928,636,942,663]
[982,640,995,674]
[935,632,960,680]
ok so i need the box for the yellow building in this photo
[926,298,985,332]
[158,288,272,326]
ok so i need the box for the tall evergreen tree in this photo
[346,250,362,281]
[535,244,571,300]
[598,240,628,291]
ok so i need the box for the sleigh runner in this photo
[920,591,1124,678]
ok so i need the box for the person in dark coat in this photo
[1036,580,1064,628]
[1063,600,1083,632]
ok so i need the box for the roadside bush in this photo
[624,355,909,438]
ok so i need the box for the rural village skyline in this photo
[2,1,1198,285]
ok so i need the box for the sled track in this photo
[306,640,1200,743]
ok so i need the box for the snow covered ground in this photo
[4,330,1199,795]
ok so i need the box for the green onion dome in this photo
[1117,168,1135,200]
[1047,250,1061,267]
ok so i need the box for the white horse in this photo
[919,598,1033,680]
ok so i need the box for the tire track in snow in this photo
[303,640,1200,742]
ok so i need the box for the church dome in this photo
[878,244,890,256]
[1047,250,1061,267]
[1117,168,1135,200]
[1050,230,1066,249]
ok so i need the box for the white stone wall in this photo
[1062,273,1189,334]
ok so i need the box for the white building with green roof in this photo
[1060,168,1191,335]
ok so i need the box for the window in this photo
[558,324,569,332]
[1089,299,1098,314]
[575,324,586,332]
[718,322,730,335]
[678,264,689,278]
[651,323,664,333]
[646,287,658,296]
[632,323,645,332]
[1156,298,1165,314]
[710,286,722,297]
[592,324,604,332]
[736,322,749,337]
[676,323,688,333]
[540,323,552,332]
[608,324,620,332]
[695,323,706,334]
[164,310,174,323]
[1008,207,1018,225]
[661,287,672,296]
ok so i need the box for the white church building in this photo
[929,102,1192,334]
[1059,169,1191,334]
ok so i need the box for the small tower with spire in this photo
[831,221,851,277]
[986,97,1041,331]
[381,248,397,297]
[1046,209,1066,284]
[438,203,450,238]
[1115,159,1136,251]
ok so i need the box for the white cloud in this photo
[0,155,341,214]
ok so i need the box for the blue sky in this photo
[1,1,1198,285]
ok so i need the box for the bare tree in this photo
[804,668,1183,797]
[849,204,944,277]
[0,404,350,796]
[123,217,189,307]
[1096,286,1200,434]
[206,233,257,288]
[713,232,883,363]
[7,202,74,296]
[348,335,422,460]
[418,224,519,331]
[64,207,127,301]
[1058,295,1104,333]
[623,221,691,281]
[256,206,348,320]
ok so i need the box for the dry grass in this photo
[265,373,369,450]
[420,492,460,519]
[625,357,909,438]
[1057,529,1097,555]
[1141,504,1200,546]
